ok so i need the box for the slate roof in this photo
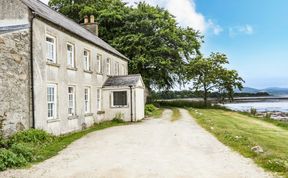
[103,74,142,87]
[20,0,129,61]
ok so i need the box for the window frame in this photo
[97,54,102,74]
[46,34,57,63]
[111,91,128,108]
[97,89,102,111]
[83,50,91,71]
[106,58,111,75]
[67,43,75,68]
[68,86,76,116]
[47,84,57,120]
[84,87,91,113]
[115,62,119,76]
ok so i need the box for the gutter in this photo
[129,85,133,122]
[30,11,36,128]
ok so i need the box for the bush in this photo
[9,129,55,145]
[250,108,257,116]
[0,148,27,171]
[154,100,225,109]
[145,104,158,116]
[10,143,35,162]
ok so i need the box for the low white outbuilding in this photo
[102,74,145,122]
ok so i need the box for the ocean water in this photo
[223,101,288,112]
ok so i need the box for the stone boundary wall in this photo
[0,29,32,136]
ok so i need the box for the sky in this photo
[40,0,288,89]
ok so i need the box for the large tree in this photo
[186,53,244,106]
[49,0,202,90]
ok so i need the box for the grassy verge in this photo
[189,109,288,177]
[171,108,181,122]
[145,104,164,118]
[0,119,127,171]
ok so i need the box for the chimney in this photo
[82,15,99,36]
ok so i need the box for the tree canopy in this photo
[186,53,244,105]
[49,0,202,90]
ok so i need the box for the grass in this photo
[171,108,181,122]
[189,109,288,177]
[150,108,164,118]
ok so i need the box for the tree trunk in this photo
[204,87,208,107]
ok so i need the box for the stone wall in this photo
[0,30,32,136]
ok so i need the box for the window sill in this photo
[84,70,93,74]
[96,72,103,75]
[47,62,60,68]
[97,111,105,115]
[47,118,60,123]
[84,113,94,117]
[68,115,79,120]
[67,67,78,71]
[111,105,129,108]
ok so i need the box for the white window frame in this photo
[84,50,90,71]
[67,43,75,67]
[46,35,56,63]
[47,84,57,119]
[97,89,102,111]
[106,58,111,75]
[115,62,119,76]
[97,54,102,73]
[84,87,91,113]
[111,91,128,108]
[68,86,76,116]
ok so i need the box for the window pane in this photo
[113,91,127,106]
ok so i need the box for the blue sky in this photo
[41,0,288,89]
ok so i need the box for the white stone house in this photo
[0,0,145,136]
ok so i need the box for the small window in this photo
[46,35,56,63]
[68,86,76,115]
[67,43,75,67]
[83,50,90,71]
[115,62,119,76]
[84,87,91,113]
[97,89,101,111]
[112,91,127,107]
[97,54,102,73]
[47,84,57,119]
[106,58,111,75]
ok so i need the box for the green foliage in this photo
[114,113,125,121]
[186,53,244,105]
[49,0,202,90]
[9,129,55,145]
[10,143,35,162]
[155,100,226,109]
[250,108,257,116]
[145,104,158,116]
[0,148,27,171]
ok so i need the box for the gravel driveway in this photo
[1,109,273,178]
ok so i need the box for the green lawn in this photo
[189,109,288,177]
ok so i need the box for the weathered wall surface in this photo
[0,30,31,136]
[0,0,31,136]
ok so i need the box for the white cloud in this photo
[124,0,222,35]
[229,25,254,37]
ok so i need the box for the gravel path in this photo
[1,109,273,178]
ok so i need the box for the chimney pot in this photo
[84,15,89,24]
[90,15,95,23]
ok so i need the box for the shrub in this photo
[145,104,158,116]
[250,108,257,116]
[0,148,27,171]
[154,100,226,109]
[9,129,55,145]
[264,112,272,119]
[10,143,35,162]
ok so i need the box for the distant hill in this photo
[236,87,288,96]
